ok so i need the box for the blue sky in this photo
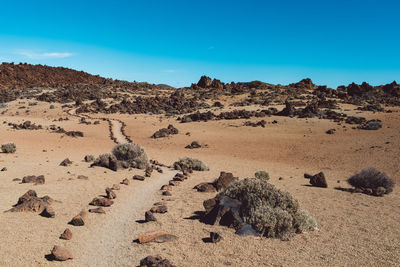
[0,0,399,88]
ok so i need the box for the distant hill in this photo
[0,62,109,91]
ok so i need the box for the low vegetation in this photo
[1,142,17,153]
[173,157,209,171]
[347,168,394,196]
[224,177,317,240]
[112,143,149,169]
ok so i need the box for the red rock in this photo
[60,228,72,240]
[89,197,113,207]
[50,245,74,261]
[69,209,88,226]
[121,178,130,185]
[89,207,105,214]
[138,231,178,244]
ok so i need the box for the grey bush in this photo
[347,168,394,195]
[112,143,149,169]
[1,143,17,153]
[255,171,270,180]
[224,177,316,240]
[173,157,209,171]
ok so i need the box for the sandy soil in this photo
[0,99,399,266]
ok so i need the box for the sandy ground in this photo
[0,99,399,266]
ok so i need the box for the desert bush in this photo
[112,143,149,168]
[94,153,116,167]
[1,143,17,153]
[255,170,269,180]
[173,157,209,171]
[347,168,394,195]
[224,177,316,239]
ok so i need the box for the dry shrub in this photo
[224,178,316,240]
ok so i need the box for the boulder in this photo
[213,172,238,191]
[8,190,53,213]
[306,172,328,188]
[150,205,168,213]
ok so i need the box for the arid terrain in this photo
[0,63,399,267]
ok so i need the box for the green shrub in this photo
[112,143,149,169]
[347,168,394,195]
[1,143,17,153]
[173,157,209,171]
[224,177,316,240]
[255,170,269,180]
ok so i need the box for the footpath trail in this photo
[63,109,177,266]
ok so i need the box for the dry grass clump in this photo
[1,142,17,153]
[224,178,316,240]
[173,157,209,171]
[347,168,394,195]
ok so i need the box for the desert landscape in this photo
[0,63,398,266]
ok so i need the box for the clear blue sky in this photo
[0,0,399,88]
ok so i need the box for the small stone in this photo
[162,191,172,196]
[50,245,74,261]
[194,183,216,192]
[89,207,105,214]
[145,211,157,222]
[161,185,172,191]
[138,231,178,244]
[69,210,88,226]
[105,188,116,199]
[59,158,72,167]
[139,255,175,267]
[89,197,113,207]
[150,205,168,213]
[121,178,130,185]
[210,232,222,243]
[133,175,145,181]
[77,175,88,180]
[60,228,72,240]
[40,206,55,218]
[169,180,180,186]
[1,167,7,171]
[111,184,120,190]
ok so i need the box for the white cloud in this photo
[16,50,74,59]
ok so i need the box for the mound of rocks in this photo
[22,175,45,185]
[7,190,54,215]
[9,120,42,130]
[151,125,179,138]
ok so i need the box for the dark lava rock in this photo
[213,172,238,191]
[40,206,55,218]
[305,172,328,188]
[359,120,382,130]
[210,232,222,243]
[60,228,72,240]
[133,175,145,181]
[151,125,179,138]
[139,255,175,267]
[194,182,217,192]
[22,175,45,185]
[7,190,53,213]
[65,131,84,137]
[145,210,157,222]
[59,158,73,166]
[326,129,336,134]
[185,141,202,149]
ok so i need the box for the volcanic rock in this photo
[60,228,72,240]
[50,245,74,261]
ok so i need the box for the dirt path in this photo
[61,108,177,266]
